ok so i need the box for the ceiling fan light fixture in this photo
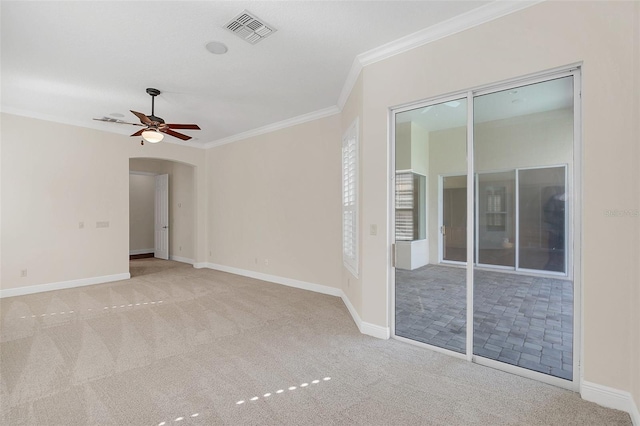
[142,129,164,143]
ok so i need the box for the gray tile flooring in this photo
[395,264,573,380]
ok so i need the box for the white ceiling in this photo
[1,1,509,147]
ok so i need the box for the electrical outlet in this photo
[21,269,27,278]
[264,259,269,266]
[79,221,84,229]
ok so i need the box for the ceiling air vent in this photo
[225,10,276,45]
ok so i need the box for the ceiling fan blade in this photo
[93,117,144,126]
[130,110,153,125]
[162,128,192,141]
[165,124,201,130]
[130,129,145,137]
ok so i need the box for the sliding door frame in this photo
[389,65,582,391]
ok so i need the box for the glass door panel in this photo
[472,77,574,380]
[394,98,468,353]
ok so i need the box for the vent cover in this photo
[225,10,276,45]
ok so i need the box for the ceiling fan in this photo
[94,88,200,144]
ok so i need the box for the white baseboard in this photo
[169,255,195,265]
[203,263,343,297]
[200,262,391,340]
[129,248,154,255]
[581,381,640,425]
[339,291,390,339]
[360,320,391,340]
[0,273,131,299]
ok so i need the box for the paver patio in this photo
[395,264,573,380]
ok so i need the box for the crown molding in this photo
[336,57,364,111]
[337,0,543,110]
[204,105,340,149]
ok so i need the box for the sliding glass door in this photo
[472,76,574,380]
[393,71,578,385]
[394,97,468,354]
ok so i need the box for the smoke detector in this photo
[225,10,276,45]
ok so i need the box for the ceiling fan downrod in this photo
[146,88,161,121]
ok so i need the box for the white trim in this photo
[204,106,340,149]
[388,106,397,339]
[359,1,541,67]
[360,320,391,340]
[340,291,390,340]
[465,90,474,363]
[130,248,154,255]
[202,262,343,297]
[573,70,584,387]
[475,355,575,391]
[338,1,542,110]
[198,262,390,340]
[169,255,195,265]
[0,273,130,299]
[394,334,467,360]
[581,381,640,424]
[337,58,363,110]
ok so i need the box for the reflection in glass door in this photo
[393,71,578,384]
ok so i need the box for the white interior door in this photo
[154,174,169,260]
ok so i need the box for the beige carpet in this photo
[0,259,631,425]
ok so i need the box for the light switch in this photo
[370,224,378,236]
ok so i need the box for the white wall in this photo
[207,114,342,290]
[0,113,207,293]
[129,173,155,253]
[357,0,638,402]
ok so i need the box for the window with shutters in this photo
[342,118,359,276]
[395,171,426,241]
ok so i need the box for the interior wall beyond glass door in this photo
[394,98,468,354]
[472,77,574,380]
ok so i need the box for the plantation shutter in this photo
[342,118,358,276]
